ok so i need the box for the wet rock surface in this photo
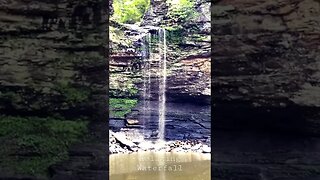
[110,101,211,141]
[109,130,211,154]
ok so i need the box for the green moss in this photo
[0,91,23,104]
[109,74,139,98]
[55,82,90,106]
[166,27,185,44]
[128,88,139,96]
[0,116,88,177]
[109,98,138,118]
[192,34,210,41]
[14,156,65,176]
[110,87,138,98]
[110,26,133,48]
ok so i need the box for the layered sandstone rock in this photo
[0,0,108,119]
[212,0,320,134]
[110,0,211,104]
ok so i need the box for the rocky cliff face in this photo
[0,0,108,120]
[1,0,318,132]
[110,0,211,104]
[213,0,320,134]
[165,0,211,104]
[109,0,211,142]
[213,2,320,179]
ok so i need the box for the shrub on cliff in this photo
[166,0,197,23]
[112,0,150,24]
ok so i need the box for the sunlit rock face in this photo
[0,0,107,119]
[212,0,320,134]
[109,0,212,142]
[110,0,211,104]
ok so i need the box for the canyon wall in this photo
[0,0,108,120]
[212,0,320,134]
[1,0,319,131]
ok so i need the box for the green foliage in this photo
[109,74,139,98]
[110,88,138,98]
[14,157,65,176]
[112,0,150,24]
[164,0,199,44]
[0,116,88,176]
[0,116,34,137]
[166,0,198,22]
[109,98,138,118]
[0,91,21,102]
[55,82,90,106]
[166,26,185,44]
[109,26,132,48]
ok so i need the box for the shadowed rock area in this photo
[213,131,320,180]
[0,0,108,179]
[212,0,320,134]
[0,0,107,118]
[212,0,320,179]
[49,122,108,180]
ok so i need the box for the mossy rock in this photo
[109,98,138,118]
[0,116,88,177]
[54,82,91,106]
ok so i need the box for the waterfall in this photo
[142,35,148,136]
[158,28,166,141]
[147,33,152,132]
[140,27,167,141]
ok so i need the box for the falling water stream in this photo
[142,34,149,136]
[158,28,167,141]
[140,27,167,141]
[147,32,152,123]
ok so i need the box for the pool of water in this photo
[109,152,211,180]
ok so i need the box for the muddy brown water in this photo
[109,152,210,180]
